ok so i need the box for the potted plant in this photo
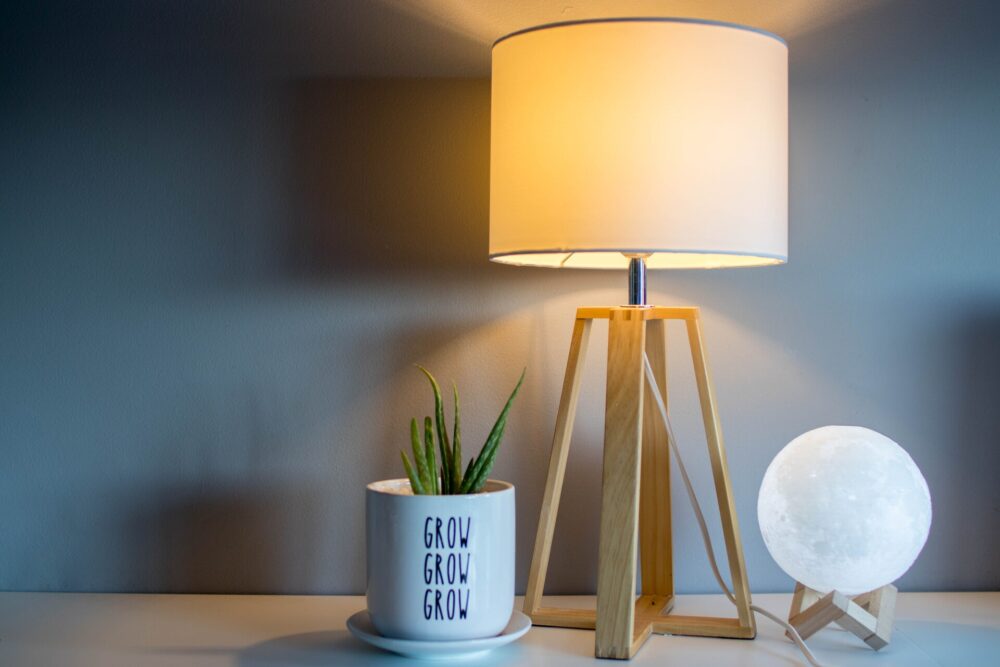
[366,366,524,641]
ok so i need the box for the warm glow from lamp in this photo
[489,18,788,270]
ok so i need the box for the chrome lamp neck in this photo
[626,254,649,306]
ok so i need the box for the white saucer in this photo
[346,610,531,660]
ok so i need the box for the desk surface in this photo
[0,592,997,666]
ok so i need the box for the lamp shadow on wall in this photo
[119,78,576,595]
[283,76,596,294]
[286,77,492,280]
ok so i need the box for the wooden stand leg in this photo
[787,582,822,637]
[639,320,673,602]
[595,310,647,659]
[852,584,897,650]
[524,318,592,616]
[788,589,853,640]
[524,306,756,659]
[684,315,755,635]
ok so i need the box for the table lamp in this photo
[489,18,788,659]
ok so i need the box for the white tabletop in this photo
[0,592,997,666]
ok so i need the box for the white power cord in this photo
[642,354,827,667]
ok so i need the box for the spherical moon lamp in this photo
[758,425,932,596]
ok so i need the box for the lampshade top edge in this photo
[492,17,787,49]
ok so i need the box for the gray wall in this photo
[2,0,998,594]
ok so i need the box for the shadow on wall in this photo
[944,309,1000,590]
[282,76,588,298]
[288,78,490,277]
[112,77,569,594]
[125,484,321,593]
[276,78,600,595]
[117,317,509,594]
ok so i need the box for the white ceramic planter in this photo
[366,478,515,641]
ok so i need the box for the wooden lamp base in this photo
[523,306,755,659]
[787,582,897,650]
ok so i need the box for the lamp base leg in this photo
[523,306,755,659]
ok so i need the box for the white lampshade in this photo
[489,18,788,269]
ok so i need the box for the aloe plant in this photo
[401,366,525,494]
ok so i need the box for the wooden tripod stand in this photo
[787,582,897,650]
[524,306,755,659]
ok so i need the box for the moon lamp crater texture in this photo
[757,426,931,596]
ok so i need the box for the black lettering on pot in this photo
[420,515,473,622]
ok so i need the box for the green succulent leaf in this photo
[410,418,431,491]
[452,381,462,491]
[400,451,425,495]
[423,416,438,495]
[464,413,507,493]
[417,365,452,493]
[406,365,525,495]
[460,456,477,492]
[462,368,525,493]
